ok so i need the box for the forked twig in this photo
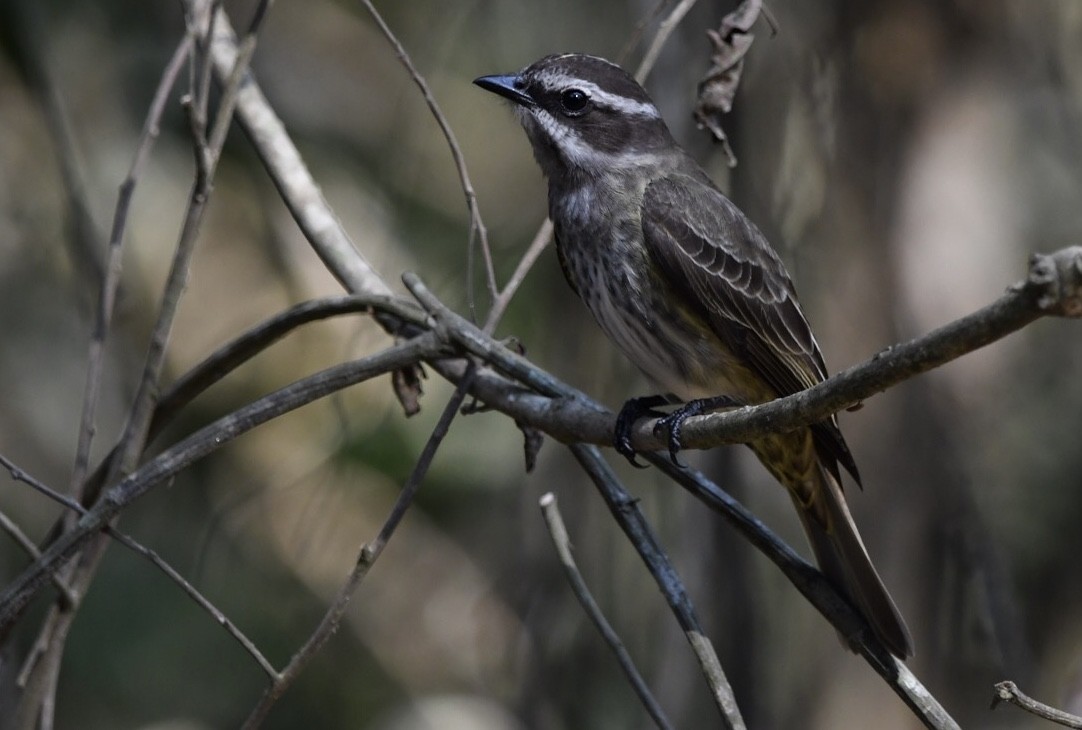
[568,445,745,729]
[0,333,446,633]
[241,365,478,726]
[0,453,275,677]
[70,35,194,502]
[992,681,1082,728]
[356,0,496,316]
[539,493,675,730]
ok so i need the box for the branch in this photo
[396,258,1082,727]
[188,0,393,299]
[646,457,958,728]
[241,365,477,726]
[568,446,746,729]
[356,0,496,314]
[407,247,1082,455]
[69,34,194,501]
[0,333,447,630]
[0,453,276,679]
[992,681,1082,728]
[539,493,675,730]
[635,0,701,83]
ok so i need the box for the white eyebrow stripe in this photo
[535,71,660,118]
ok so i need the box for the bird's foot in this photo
[654,395,743,467]
[614,395,670,468]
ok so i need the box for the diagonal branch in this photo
[356,0,496,315]
[240,365,477,727]
[992,681,1082,728]
[0,333,447,630]
[539,492,675,730]
[189,0,392,299]
[569,445,746,729]
[405,247,1082,456]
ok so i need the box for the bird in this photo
[474,53,912,658]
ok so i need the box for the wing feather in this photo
[641,174,860,484]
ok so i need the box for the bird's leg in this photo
[614,395,671,468]
[654,395,743,467]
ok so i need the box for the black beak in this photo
[473,73,535,107]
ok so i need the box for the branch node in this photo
[992,680,1082,728]
[1026,246,1082,317]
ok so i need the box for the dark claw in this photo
[654,410,689,468]
[652,395,743,469]
[614,395,669,467]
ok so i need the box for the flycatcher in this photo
[475,53,912,658]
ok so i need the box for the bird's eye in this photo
[560,88,589,115]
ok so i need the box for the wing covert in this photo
[641,174,860,484]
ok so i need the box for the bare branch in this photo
[7,11,281,714]
[539,493,675,730]
[992,681,1082,728]
[407,247,1082,456]
[483,219,554,334]
[114,0,268,488]
[1,454,276,678]
[0,333,447,630]
[241,365,478,726]
[71,35,194,502]
[356,0,496,315]
[635,0,701,84]
[568,445,745,729]
[0,505,74,606]
[187,0,393,298]
[647,457,959,728]
[109,529,279,678]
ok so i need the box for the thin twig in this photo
[0,507,75,605]
[992,681,1082,728]
[193,2,392,298]
[70,35,194,504]
[0,332,446,632]
[356,0,496,317]
[636,0,701,84]
[482,218,553,333]
[568,445,745,729]
[539,493,675,730]
[617,0,675,65]
[115,0,269,494]
[241,364,478,727]
[0,453,276,678]
[108,528,278,678]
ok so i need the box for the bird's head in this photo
[474,54,677,180]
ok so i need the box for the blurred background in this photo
[1,0,1082,727]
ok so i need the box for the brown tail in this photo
[794,468,913,658]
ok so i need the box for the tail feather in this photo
[795,468,913,658]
